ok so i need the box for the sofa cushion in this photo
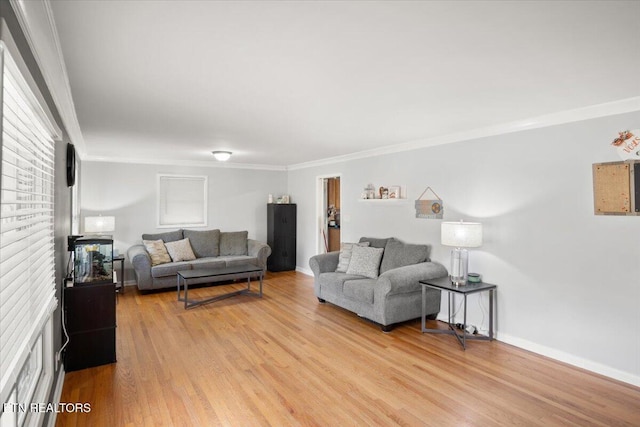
[184,229,221,258]
[218,255,259,267]
[189,257,226,270]
[346,246,384,279]
[143,239,172,266]
[220,231,248,256]
[379,241,430,274]
[318,272,364,295]
[343,279,376,304]
[358,237,395,249]
[164,238,197,262]
[335,241,370,273]
[151,261,192,278]
[142,229,183,243]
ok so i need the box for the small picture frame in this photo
[388,186,401,199]
[379,187,389,199]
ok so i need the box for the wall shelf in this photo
[357,198,410,205]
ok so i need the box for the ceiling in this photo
[48,1,640,169]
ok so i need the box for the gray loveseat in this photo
[127,229,271,291]
[309,237,448,331]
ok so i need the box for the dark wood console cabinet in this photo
[63,282,116,371]
[267,203,297,272]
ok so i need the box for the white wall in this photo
[80,161,287,277]
[288,111,640,386]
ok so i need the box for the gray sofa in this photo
[309,237,448,331]
[127,228,271,291]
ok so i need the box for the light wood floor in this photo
[56,271,640,426]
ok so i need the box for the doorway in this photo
[316,175,342,254]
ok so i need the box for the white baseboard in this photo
[295,266,313,276]
[498,333,640,387]
[434,315,639,387]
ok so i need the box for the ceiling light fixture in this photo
[212,151,232,162]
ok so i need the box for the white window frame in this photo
[0,36,61,425]
[157,174,208,228]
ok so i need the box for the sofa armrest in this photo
[376,262,448,296]
[309,252,340,277]
[248,239,272,271]
[127,244,153,289]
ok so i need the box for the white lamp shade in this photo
[84,216,115,233]
[441,221,483,248]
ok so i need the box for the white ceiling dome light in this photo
[212,151,232,162]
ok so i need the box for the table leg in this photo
[463,294,468,350]
[177,275,180,301]
[120,260,125,294]
[184,277,189,310]
[421,284,426,331]
[489,289,495,340]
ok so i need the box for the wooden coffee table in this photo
[177,263,264,309]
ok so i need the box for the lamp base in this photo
[450,277,467,286]
[450,247,468,286]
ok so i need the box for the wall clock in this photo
[66,143,76,187]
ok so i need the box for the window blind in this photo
[157,174,207,228]
[0,42,59,406]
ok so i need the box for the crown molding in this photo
[287,97,640,171]
[9,0,86,154]
[85,96,640,172]
[83,155,287,171]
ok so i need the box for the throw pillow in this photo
[143,239,172,266]
[220,231,248,256]
[183,229,220,258]
[164,237,197,262]
[379,241,430,274]
[358,237,396,249]
[346,245,385,279]
[335,241,370,273]
[142,229,183,243]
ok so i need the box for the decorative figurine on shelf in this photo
[610,129,640,160]
[365,183,376,199]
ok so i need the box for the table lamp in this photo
[441,220,483,285]
[84,215,115,237]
